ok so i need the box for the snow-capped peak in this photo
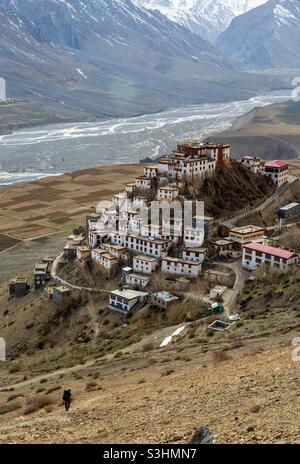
[134,0,268,42]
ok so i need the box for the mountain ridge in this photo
[134,0,267,42]
[0,0,278,119]
[217,0,300,69]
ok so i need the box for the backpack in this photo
[63,389,71,401]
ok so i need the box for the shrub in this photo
[230,339,244,349]
[7,394,24,402]
[23,395,55,415]
[46,386,61,395]
[85,381,98,391]
[161,368,175,377]
[9,365,21,374]
[35,387,45,393]
[0,401,22,415]
[213,350,231,363]
[142,342,154,352]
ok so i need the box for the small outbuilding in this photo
[53,286,71,305]
[209,285,227,300]
[9,277,29,297]
[150,291,179,309]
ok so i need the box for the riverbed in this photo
[0,91,291,185]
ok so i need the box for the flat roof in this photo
[144,165,159,169]
[163,257,200,266]
[34,263,48,270]
[243,242,297,260]
[92,248,106,255]
[102,253,118,261]
[110,288,148,300]
[213,239,233,246]
[230,225,264,235]
[158,186,180,191]
[183,247,207,253]
[54,286,71,293]
[127,234,170,245]
[205,269,232,277]
[133,255,158,262]
[279,202,300,211]
[113,192,125,198]
[211,285,227,293]
[153,291,178,302]
[127,273,151,281]
[11,277,28,284]
[102,243,126,251]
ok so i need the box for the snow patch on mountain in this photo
[134,0,268,42]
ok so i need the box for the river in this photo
[0,91,291,185]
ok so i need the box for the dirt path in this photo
[222,175,298,228]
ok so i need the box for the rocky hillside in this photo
[195,160,274,218]
[0,268,300,443]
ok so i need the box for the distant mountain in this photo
[134,0,267,42]
[217,0,300,69]
[0,0,263,119]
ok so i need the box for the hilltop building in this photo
[264,160,289,186]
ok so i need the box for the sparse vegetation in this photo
[23,395,55,415]
[0,401,22,415]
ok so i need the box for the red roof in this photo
[264,160,288,169]
[243,242,296,260]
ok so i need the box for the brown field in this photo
[0,234,21,252]
[212,103,300,160]
[0,164,143,247]
[0,164,142,281]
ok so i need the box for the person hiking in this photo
[62,389,72,411]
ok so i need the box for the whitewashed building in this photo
[167,157,216,181]
[91,249,118,272]
[112,192,126,208]
[125,273,151,288]
[135,176,152,190]
[109,288,148,313]
[101,243,130,262]
[184,227,205,248]
[229,225,265,248]
[157,185,180,201]
[182,247,207,263]
[264,161,289,186]
[241,156,264,174]
[133,195,148,209]
[76,246,91,262]
[162,257,201,278]
[242,242,298,270]
[133,255,160,274]
[125,235,171,258]
[144,165,159,178]
[111,232,127,246]
[125,182,135,193]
